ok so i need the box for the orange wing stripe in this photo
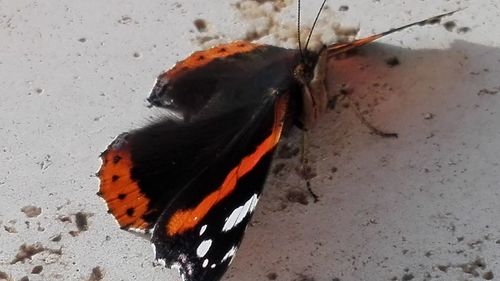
[327,34,383,56]
[162,41,260,80]
[166,95,289,236]
[98,147,151,230]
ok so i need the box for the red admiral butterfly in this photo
[97,3,459,281]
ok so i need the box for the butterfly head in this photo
[292,47,329,130]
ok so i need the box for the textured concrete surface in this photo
[1,0,499,281]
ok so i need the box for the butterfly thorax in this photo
[293,48,329,129]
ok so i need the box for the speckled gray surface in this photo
[1,0,499,281]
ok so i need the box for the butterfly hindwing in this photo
[98,110,254,232]
[99,134,155,231]
[151,94,289,281]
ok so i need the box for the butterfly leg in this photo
[341,93,398,138]
[295,131,320,202]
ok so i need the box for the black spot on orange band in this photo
[161,41,261,80]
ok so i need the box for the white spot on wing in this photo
[151,243,157,258]
[154,258,166,267]
[249,194,259,212]
[199,225,207,236]
[129,227,149,235]
[171,263,185,281]
[211,263,216,269]
[222,194,259,232]
[171,263,181,271]
[196,239,212,258]
[221,245,238,263]
[202,258,209,268]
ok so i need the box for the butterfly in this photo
[97,3,460,280]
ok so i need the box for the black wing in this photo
[98,42,299,281]
[151,94,289,281]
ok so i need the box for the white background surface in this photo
[1,0,499,281]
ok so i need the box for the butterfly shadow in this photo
[227,39,500,281]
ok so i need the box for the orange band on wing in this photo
[327,34,383,56]
[98,146,151,230]
[166,95,289,236]
[162,41,260,80]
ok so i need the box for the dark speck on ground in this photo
[458,26,471,33]
[88,266,104,281]
[401,273,414,280]
[31,265,43,274]
[385,56,400,67]
[266,272,278,280]
[443,20,456,31]
[75,212,89,231]
[338,5,349,11]
[194,19,207,32]
[286,189,309,205]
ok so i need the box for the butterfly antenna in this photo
[297,0,304,60]
[304,0,328,52]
